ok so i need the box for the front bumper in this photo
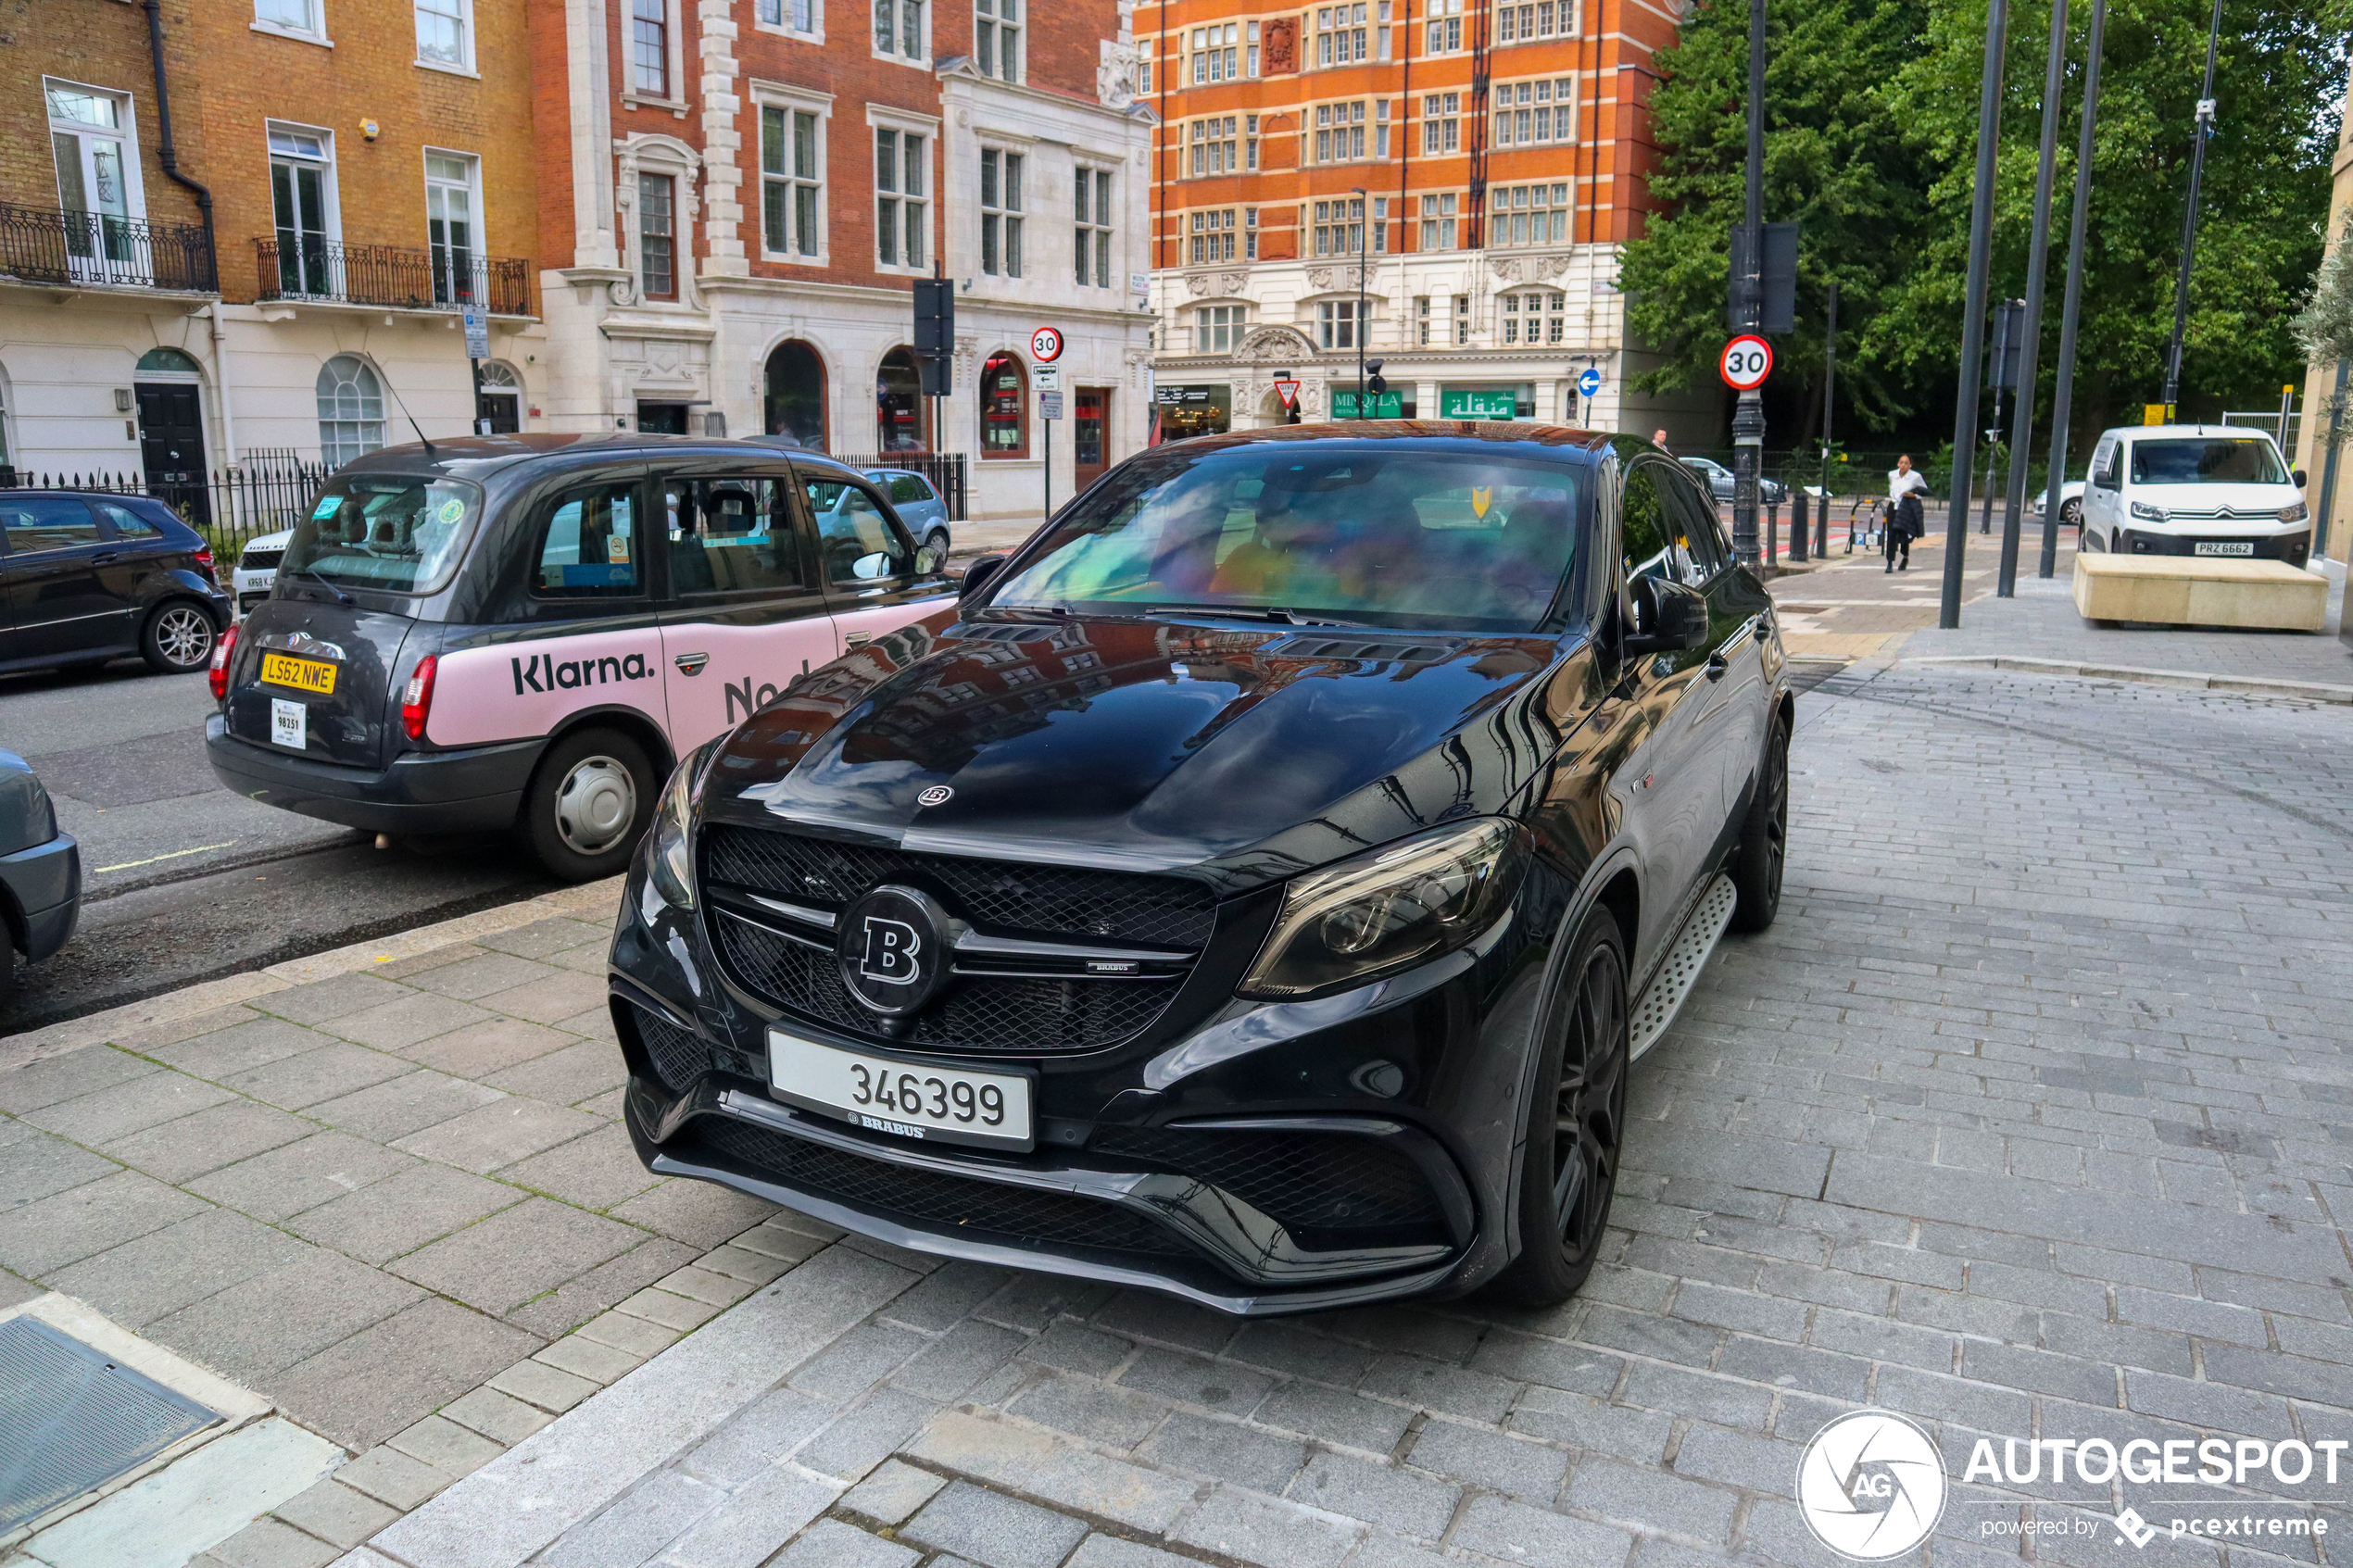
[610,853,1551,1314]
[0,832,81,962]
[206,715,540,834]
[2119,527,2309,566]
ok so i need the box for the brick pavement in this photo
[259,663,2353,1568]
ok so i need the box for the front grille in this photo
[628,1003,711,1093]
[704,825,1215,947]
[711,914,1179,1054]
[702,823,1214,1054]
[1091,1126,1446,1234]
[686,1116,1190,1256]
[240,549,284,571]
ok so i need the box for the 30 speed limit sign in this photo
[1719,335,1772,391]
[1030,326,1064,363]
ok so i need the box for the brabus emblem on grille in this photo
[837,884,952,1017]
[917,784,954,808]
[860,917,923,984]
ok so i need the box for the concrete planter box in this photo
[2072,553,2328,632]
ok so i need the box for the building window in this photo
[1189,118,1239,176]
[424,151,478,304]
[1491,182,1570,245]
[1312,198,1364,257]
[637,171,676,298]
[1425,0,1463,51]
[875,127,927,268]
[1314,4,1368,66]
[47,82,142,271]
[980,351,1026,458]
[1423,92,1461,154]
[1315,102,1365,163]
[1375,99,1392,157]
[980,149,1023,277]
[255,0,321,34]
[1317,299,1357,350]
[415,0,470,67]
[756,0,818,31]
[1496,1,1566,42]
[268,124,333,295]
[1453,294,1471,345]
[316,355,385,467]
[1189,208,1236,265]
[1139,44,1152,94]
[1371,195,1390,253]
[1500,290,1568,345]
[1190,23,1238,82]
[874,0,924,61]
[1197,305,1245,352]
[765,340,826,445]
[762,106,822,257]
[1075,167,1112,287]
[630,0,669,94]
[976,0,1019,79]
[1493,79,1575,145]
[1418,192,1457,251]
[1416,295,1431,345]
[1247,20,1262,74]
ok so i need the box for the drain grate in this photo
[0,1316,221,1535]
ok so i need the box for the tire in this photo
[519,726,659,883]
[2061,498,2082,529]
[140,600,217,674]
[0,926,15,1002]
[925,528,950,559]
[1485,908,1630,1308]
[1728,709,1789,935]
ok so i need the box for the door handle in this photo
[1705,652,1729,682]
[673,652,709,675]
[844,632,872,648]
[93,552,120,564]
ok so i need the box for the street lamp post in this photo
[1730,0,1768,568]
[2160,0,2226,413]
[1997,0,2071,597]
[1939,0,2009,630]
[1352,186,1368,416]
[2041,0,2108,579]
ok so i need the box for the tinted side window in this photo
[97,501,161,538]
[3,498,101,553]
[1657,467,1727,583]
[535,483,641,597]
[1619,465,1677,583]
[666,477,802,596]
[805,477,912,582]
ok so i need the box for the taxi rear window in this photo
[283,476,482,595]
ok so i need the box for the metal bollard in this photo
[1792,493,1809,562]
[1765,501,1779,566]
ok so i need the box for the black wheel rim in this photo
[1552,947,1627,1258]
[1762,734,1788,903]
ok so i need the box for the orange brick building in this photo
[1139,0,1711,440]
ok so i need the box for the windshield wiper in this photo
[294,565,354,607]
[1131,604,1367,628]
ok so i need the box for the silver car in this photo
[864,469,950,557]
[1679,455,1789,507]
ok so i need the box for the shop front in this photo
[1155,383,1231,441]
[1440,384,1536,420]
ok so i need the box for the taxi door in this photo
[657,458,838,751]
[792,465,955,667]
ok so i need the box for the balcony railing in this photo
[0,200,218,293]
[255,238,534,316]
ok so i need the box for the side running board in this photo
[1628,874,1738,1061]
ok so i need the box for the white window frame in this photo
[252,0,333,45]
[1424,0,1463,52]
[1316,298,1358,351]
[754,82,833,268]
[1196,304,1246,353]
[317,353,387,467]
[869,104,938,276]
[979,145,1025,279]
[623,0,686,107]
[1188,207,1236,267]
[753,0,824,42]
[413,0,474,74]
[871,0,928,69]
[45,80,146,226]
[1074,163,1114,288]
[265,119,339,300]
[422,146,483,303]
[975,0,1021,81]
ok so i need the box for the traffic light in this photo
[913,279,954,397]
[1728,222,1800,333]
[1366,360,1388,397]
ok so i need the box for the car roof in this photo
[2107,424,2280,442]
[1157,420,1615,463]
[323,433,867,483]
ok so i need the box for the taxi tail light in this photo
[208,624,237,702]
[401,655,438,742]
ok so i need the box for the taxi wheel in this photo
[141,601,217,674]
[521,727,658,883]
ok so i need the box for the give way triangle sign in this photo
[1273,378,1302,412]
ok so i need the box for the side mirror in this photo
[961,554,1008,599]
[2293,467,2309,489]
[850,551,893,580]
[2092,465,2118,491]
[1623,574,1711,654]
[913,545,945,576]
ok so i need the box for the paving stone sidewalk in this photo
[220,663,2353,1568]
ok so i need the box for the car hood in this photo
[707,614,1586,889]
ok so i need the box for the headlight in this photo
[647,742,718,910]
[2280,502,2309,522]
[1239,819,1523,1000]
[2130,501,2168,523]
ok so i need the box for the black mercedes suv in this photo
[610,424,1793,1314]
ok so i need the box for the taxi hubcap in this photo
[555,756,635,855]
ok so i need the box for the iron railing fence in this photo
[835,451,970,522]
[255,238,534,317]
[0,460,329,562]
[0,200,217,293]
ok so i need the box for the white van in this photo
[2079,424,2311,566]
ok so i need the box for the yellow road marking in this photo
[94,841,238,873]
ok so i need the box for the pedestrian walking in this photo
[1884,456,1928,571]
[1652,429,1671,453]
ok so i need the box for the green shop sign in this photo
[1330,390,1404,419]
[1441,388,1519,420]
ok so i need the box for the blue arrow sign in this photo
[1577,368,1604,398]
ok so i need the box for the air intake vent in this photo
[1260,633,1469,665]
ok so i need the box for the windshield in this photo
[281,475,482,594]
[986,445,1587,632]
[2129,439,2289,486]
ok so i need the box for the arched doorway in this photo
[475,360,522,433]
[764,340,826,449]
[979,351,1026,458]
[134,345,208,523]
[875,346,925,452]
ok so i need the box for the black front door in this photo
[135,383,211,527]
[636,403,690,435]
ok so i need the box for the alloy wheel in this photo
[554,755,637,855]
[1760,734,1788,905]
[1552,945,1628,1257]
[157,607,213,668]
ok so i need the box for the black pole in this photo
[1730,0,1767,567]
[1353,187,1368,416]
[2042,0,2105,578]
[2319,357,2347,563]
[2160,0,2224,411]
[1941,0,2008,629]
[1818,281,1836,556]
[1998,0,2070,596]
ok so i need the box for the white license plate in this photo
[271,697,307,750]
[2194,541,2254,557]
[767,1030,1034,1151]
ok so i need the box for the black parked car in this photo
[0,492,229,675]
[0,750,81,997]
[610,424,1793,1314]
